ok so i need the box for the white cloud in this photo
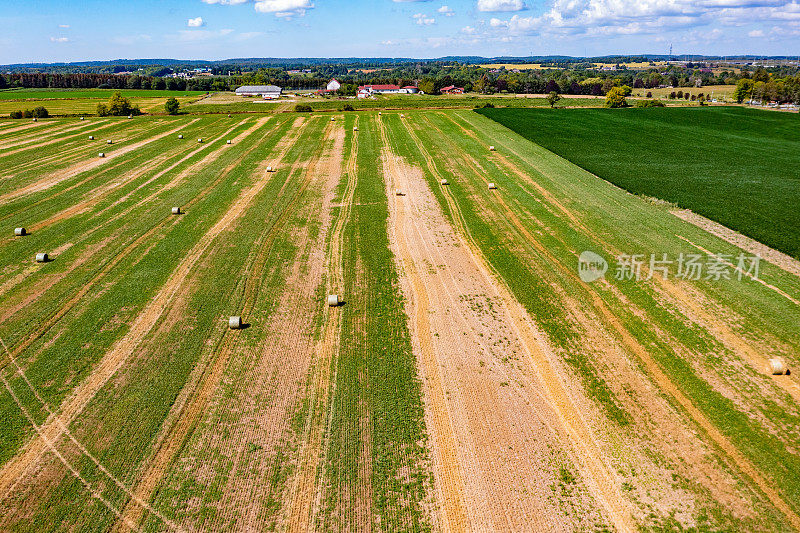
[489,17,508,26]
[477,0,526,12]
[203,0,312,16]
[748,28,765,35]
[413,12,436,24]
[58,24,70,28]
[438,5,455,15]
[461,25,477,33]
[49,36,69,43]
[188,17,205,27]
[254,0,313,16]
[381,39,399,44]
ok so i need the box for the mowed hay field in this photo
[478,106,800,259]
[0,111,798,531]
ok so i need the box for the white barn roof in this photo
[236,85,282,94]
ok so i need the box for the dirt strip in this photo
[0,119,198,203]
[395,116,636,532]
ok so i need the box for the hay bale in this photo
[89,135,94,140]
[33,118,37,122]
[229,316,242,329]
[228,114,232,118]
[35,252,48,263]
[98,152,105,158]
[488,182,497,189]
[395,190,403,196]
[128,115,133,119]
[353,127,358,131]
[378,112,382,116]
[331,117,335,122]
[766,358,788,375]
[266,166,274,172]
[80,117,85,121]
[171,207,181,215]
[489,146,496,151]
[14,227,26,237]
[441,179,449,185]
[178,134,183,139]
[227,139,232,144]
[107,140,113,144]
[198,138,203,143]
[327,294,339,307]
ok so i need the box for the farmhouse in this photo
[235,85,282,99]
[440,85,465,95]
[357,84,402,98]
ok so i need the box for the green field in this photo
[477,106,800,259]
[0,88,207,100]
[0,111,798,531]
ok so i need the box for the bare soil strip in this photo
[285,117,350,532]
[114,117,327,531]
[672,208,800,279]
[436,113,800,529]
[0,119,198,203]
[395,116,635,532]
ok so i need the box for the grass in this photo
[0,88,207,100]
[477,106,800,259]
[0,89,208,116]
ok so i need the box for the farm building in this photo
[235,85,282,99]
[357,84,402,99]
[401,86,420,94]
[441,85,465,95]
[327,79,341,91]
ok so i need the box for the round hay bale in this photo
[171,207,181,215]
[227,139,232,144]
[266,166,274,172]
[228,114,232,118]
[353,127,358,131]
[766,358,788,375]
[441,179,449,185]
[489,146,496,151]
[98,152,105,158]
[378,112,382,116]
[327,294,339,307]
[128,115,133,119]
[400,114,405,117]
[33,118,37,122]
[488,182,497,189]
[395,190,403,196]
[331,117,335,122]
[35,252,48,263]
[80,117,85,121]
[89,135,94,140]
[198,138,203,143]
[178,134,184,139]
[228,316,242,329]
[107,140,113,144]
[14,227,26,237]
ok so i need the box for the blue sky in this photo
[1,0,799,63]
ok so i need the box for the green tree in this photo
[732,78,754,103]
[165,97,180,115]
[604,86,628,108]
[546,91,562,108]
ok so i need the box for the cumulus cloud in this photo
[188,17,205,27]
[477,0,526,12]
[413,12,436,24]
[485,0,800,37]
[461,25,477,32]
[203,0,313,17]
[438,5,455,15]
[50,36,69,43]
[748,28,766,34]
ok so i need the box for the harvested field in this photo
[0,108,797,532]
